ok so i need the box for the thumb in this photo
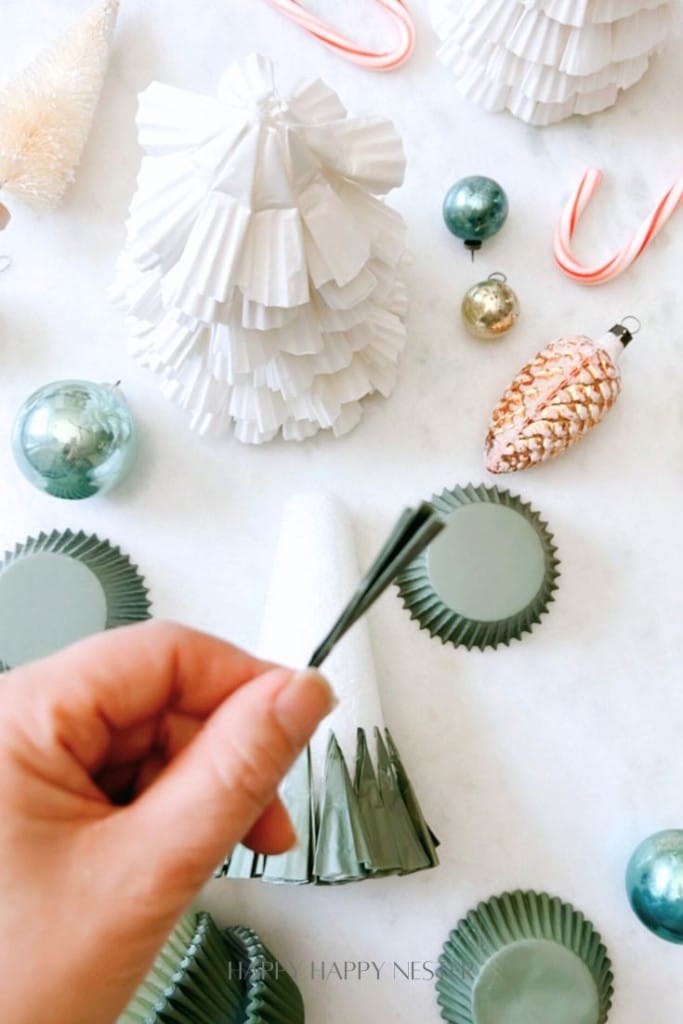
[114,667,334,903]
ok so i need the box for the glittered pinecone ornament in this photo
[113,53,408,444]
[485,320,636,473]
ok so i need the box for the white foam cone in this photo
[218,494,439,884]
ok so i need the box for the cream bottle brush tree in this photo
[430,0,678,125]
[0,0,118,223]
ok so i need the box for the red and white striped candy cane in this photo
[264,0,416,70]
[554,168,683,285]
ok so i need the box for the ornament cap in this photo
[609,315,641,348]
[598,318,639,362]
[465,239,481,260]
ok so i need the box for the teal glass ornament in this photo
[12,380,137,500]
[443,175,509,256]
[626,830,683,944]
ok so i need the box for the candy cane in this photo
[264,0,416,70]
[554,168,683,285]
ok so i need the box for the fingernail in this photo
[274,669,336,747]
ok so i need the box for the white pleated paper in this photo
[258,494,386,788]
[431,0,678,124]
[112,54,408,443]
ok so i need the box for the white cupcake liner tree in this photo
[430,0,678,124]
[113,54,408,444]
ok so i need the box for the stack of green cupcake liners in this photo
[120,912,304,1024]
[223,926,305,1024]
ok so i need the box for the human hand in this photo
[0,620,334,1024]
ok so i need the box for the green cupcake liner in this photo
[223,926,305,1024]
[0,530,151,671]
[437,891,614,1024]
[396,484,560,651]
[216,727,439,885]
[121,912,244,1024]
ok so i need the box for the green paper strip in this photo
[309,502,445,668]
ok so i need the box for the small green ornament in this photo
[12,379,137,500]
[443,175,509,256]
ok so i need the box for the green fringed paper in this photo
[223,926,305,1024]
[215,494,440,887]
[437,891,614,1024]
[216,726,439,885]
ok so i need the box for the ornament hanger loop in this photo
[264,0,416,70]
[620,315,641,336]
[0,255,11,274]
[488,272,507,282]
[554,167,683,285]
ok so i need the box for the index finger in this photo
[6,619,277,728]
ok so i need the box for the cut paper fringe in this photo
[430,0,678,124]
[113,54,408,443]
[216,494,439,884]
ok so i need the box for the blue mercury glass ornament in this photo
[626,830,683,944]
[12,380,138,500]
[443,175,509,257]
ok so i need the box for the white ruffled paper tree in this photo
[0,0,118,212]
[430,0,678,125]
[113,54,408,444]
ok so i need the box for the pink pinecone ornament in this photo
[485,322,635,473]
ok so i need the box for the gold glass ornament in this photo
[462,272,519,340]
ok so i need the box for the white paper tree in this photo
[113,54,408,444]
[0,0,118,211]
[430,0,678,125]
[218,494,439,885]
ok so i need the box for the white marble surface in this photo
[1,1,683,1021]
